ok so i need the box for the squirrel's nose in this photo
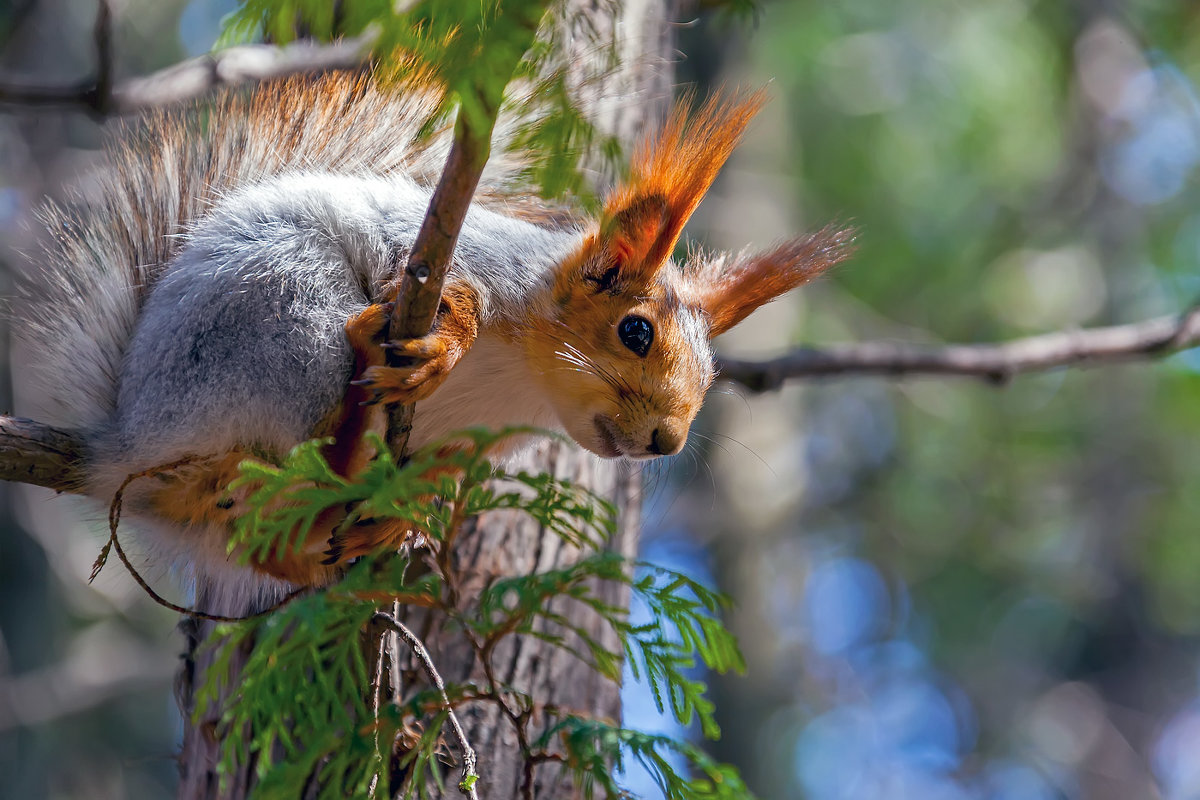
[648,425,685,456]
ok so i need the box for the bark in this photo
[398,440,642,798]
[174,3,672,798]
[173,441,643,800]
[0,417,84,493]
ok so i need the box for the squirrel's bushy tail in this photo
[17,69,533,430]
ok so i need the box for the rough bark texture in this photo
[0,416,85,493]
[398,440,643,798]
[173,452,641,800]
[175,3,672,798]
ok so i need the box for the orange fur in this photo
[146,452,341,586]
[551,90,768,302]
[322,517,415,566]
[690,224,857,337]
[602,89,768,269]
[313,302,392,476]
[143,296,465,587]
[147,452,252,530]
[524,247,715,461]
[527,90,854,461]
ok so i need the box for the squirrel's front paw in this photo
[346,284,479,405]
[352,334,457,405]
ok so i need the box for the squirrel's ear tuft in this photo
[598,89,768,276]
[604,194,670,272]
[693,224,856,338]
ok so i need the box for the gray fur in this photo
[10,74,595,601]
[16,74,541,432]
[93,172,581,481]
[13,74,594,599]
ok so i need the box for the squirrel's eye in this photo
[618,315,654,357]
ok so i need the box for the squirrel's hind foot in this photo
[344,301,395,354]
[322,517,418,565]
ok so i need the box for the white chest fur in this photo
[410,332,562,451]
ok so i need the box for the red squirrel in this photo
[17,69,852,598]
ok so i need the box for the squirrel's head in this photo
[524,92,854,460]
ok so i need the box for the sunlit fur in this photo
[522,270,714,459]
[17,71,853,594]
[521,91,850,460]
[686,224,857,337]
[602,89,768,268]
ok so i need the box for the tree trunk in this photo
[174,3,673,798]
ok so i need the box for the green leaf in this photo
[619,565,745,739]
[543,716,758,800]
[219,0,620,202]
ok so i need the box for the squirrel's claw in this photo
[350,380,387,406]
[321,541,344,565]
[323,517,419,566]
[354,357,452,405]
[344,289,476,406]
[382,336,448,360]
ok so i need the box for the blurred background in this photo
[4,1,1200,798]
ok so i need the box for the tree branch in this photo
[384,98,498,456]
[718,305,1200,391]
[4,307,1198,496]
[0,416,84,493]
[0,29,371,116]
[4,307,1199,497]
[372,612,480,799]
[383,19,538,455]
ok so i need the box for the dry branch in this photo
[383,29,531,454]
[718,305,1200,391]
[372,612,480,798]
[5,307,1200,497]
[0,416,84,492]
[0,34,371,115]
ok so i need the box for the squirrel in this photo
[16,68,852,601]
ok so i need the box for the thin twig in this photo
[372,612,481,799]
[366,573,409,797]
[381,15,541,458]
[389,599,405,701]
[717,304,1200,391]
[94,457,305,622]
[365,610,392,798]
